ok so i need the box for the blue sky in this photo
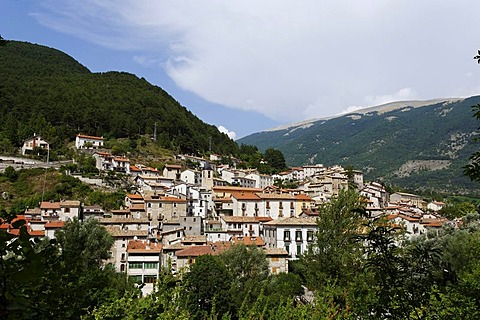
[2,1,480,139]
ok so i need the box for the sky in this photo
[2,1,480,139]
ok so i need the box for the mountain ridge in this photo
[238,96,480,195]
[264,98,463,133]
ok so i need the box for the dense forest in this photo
[0,40,238,156]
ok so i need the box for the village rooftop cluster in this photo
[2,133,450,295]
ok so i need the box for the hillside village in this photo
[1,133,453,296]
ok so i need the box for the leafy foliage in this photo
[0,218,134,319]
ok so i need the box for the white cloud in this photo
[364,88,418,107]
[217,125,236,140]
[31,0,480,123]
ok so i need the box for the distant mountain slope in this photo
[239,97,480,195]
[0,41,237,155]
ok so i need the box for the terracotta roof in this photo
[127,240,162,253]
[264,216,318,226]
[213,196,233,203]
[231,235,265,246]
[163,243,185,250]
[77,134,103,140]
[8,229,45,237]
[130,165,142,172]
[126,194,144,200]
[182,235,208,244]
[255,217,273,222]
[95,151,110,156]
[111,209,130,214]
[24,208,42,215]
[40,202,61,210]
[130,204,145,211]
[114,157,129,162]
[231,192,260,201]
[60,200,81,207]
[295,194,313,201]
[162,196,187,203]
[45,221,66,228]
[176,244,229,257]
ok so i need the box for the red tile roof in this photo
[231,235,265,247]
[127,240,162,253]
[45,221,66,228]
[130,165,142,172]
[40,202,61,210]
[77,134,103,140]
[130,204,145,211]
[176,244,229,257]
[126,194,144,200]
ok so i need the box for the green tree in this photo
[182,255,232,319]
[298,189,365,290]
[220,244,269,311]
[0,220,50,319]
[263,148,287,173]
[55,217,113,270]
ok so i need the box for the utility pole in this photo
[209,136,212,153]
[154,122,157,141]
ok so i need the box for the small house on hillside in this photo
[75,134,104,150]
[21,134,49,155]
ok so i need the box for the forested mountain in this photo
[0,41,237,155]
[239,97,480,195]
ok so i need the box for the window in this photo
[120,264,126,272]
[284,230,291,241]
[129,262,143,269]
[296,245,302,256]
[272,267,278,274]
[272,257,279,262]
[144,275,157,284]
[129,275,142,284]
[144,262,158,269]
[307,230,314,241]
[285,245,290,255]
[295,230,302,241]
[174,203,177,207]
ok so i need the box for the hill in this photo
[0,40,237,156]
[238,97,480,195]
